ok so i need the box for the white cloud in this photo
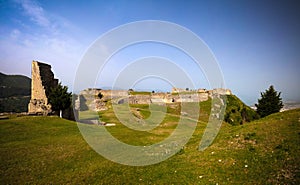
[10,29,21,40]
[14,0,76,35]
[17,0,50,28]
[1,0,87,89]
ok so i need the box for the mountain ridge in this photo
[0,72,31,112]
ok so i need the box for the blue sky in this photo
[0,0,299,105]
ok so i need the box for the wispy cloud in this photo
[1,0,86,88]
[14,0,72,36]
[16,0,50,28]
[12,0,83,56]
[10,29,21,40]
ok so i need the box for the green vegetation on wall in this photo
[129,91,151,95]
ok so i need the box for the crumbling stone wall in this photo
[28,61,58,115]
[77,88,221,111]
[129,95,151,104]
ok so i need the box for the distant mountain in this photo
[0,72,31,112]
[251,101,300,112]
[281,101,300,112]
[0,72,31,98]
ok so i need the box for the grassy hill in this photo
[0,106,299,184]
[0,72,31,112]
[224,95,259,125]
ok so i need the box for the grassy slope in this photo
[0,109,299,184]
[224,95,259,125]
[129,91,151,95]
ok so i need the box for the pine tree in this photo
[48,82,72,118]
[255,85,283,117]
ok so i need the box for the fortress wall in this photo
[28,61,58,114]
[78,88,230,111]
[129,95,151,104]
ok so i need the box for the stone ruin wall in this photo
[28,61,58,115]
[78,88,232,112]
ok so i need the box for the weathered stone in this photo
[77,88,231,111]
[212,88,232,95]
[129,95,151,104]
[28,61,58,115]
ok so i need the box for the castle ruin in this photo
[78,87,232,112]
[28,61,58,115]
[26,60,232,115]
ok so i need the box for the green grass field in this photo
[0,103,299,184]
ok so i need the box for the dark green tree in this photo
[48,82,72,118]
[255,85,283,117]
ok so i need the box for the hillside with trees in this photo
[0,72,31,112]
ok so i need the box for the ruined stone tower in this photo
[28,61,58,115]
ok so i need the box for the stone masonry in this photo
[28,61,58,115]
[78,88,232,112]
